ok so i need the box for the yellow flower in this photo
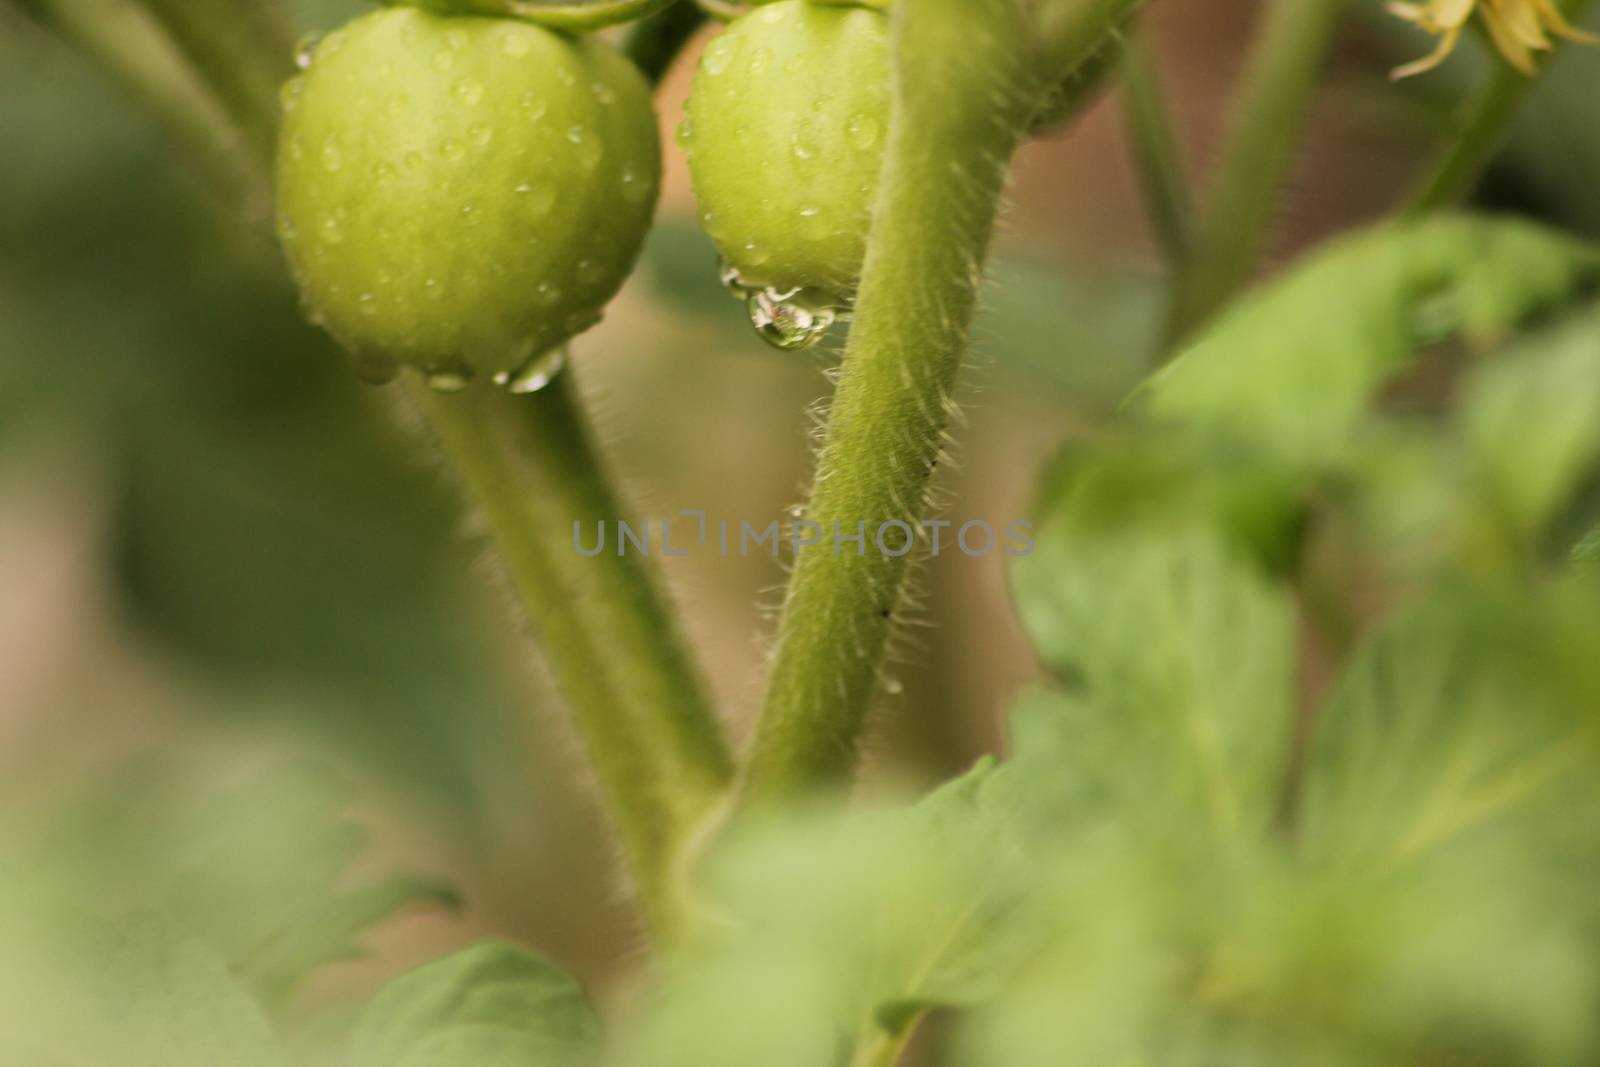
[1388,0,1600,78]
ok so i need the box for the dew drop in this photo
[374,161,396,183]
[403,151,423,170]
[320,213,344,244]
[745,286,840,352]
[522,92,548,119]
[279,78,305,113]
[469,124,493,149]
[592,81,618,106]
[702,35,738,76]
[445,29,468,51]
[298,294,325,327]
[320,134,343,172]
[494,347,567,394]
[353,352,399,386]
[882,677,904,696]
[432,49,455,72]
[293,32,322,70]
[358,292,378,316]
[422,359,474,393]
[441,139,466,162]
[453,79,484,106]
[675,117,694,148]
[847,112,882,151]
[534,282,562,306]
[500,28,532,57]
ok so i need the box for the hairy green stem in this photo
[134,0,293,171]
[1403,0,1600,215]
[33,0,729,938]
[743,0,1132,803]
[1119,26,1193,267]
[413,377,733,937]
[1166,0,1343,344]
[10,0,269,217]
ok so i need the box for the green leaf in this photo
[1297,583,1600,877]
[49,762,459,1009]
[618,761,1043,1066]
[350,941,601,1067]
[1143,215,1600,473]
[3,913,288,1067]
[1459,305,1600,552]
[1010,441,1300,842]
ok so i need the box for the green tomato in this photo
[277,7,660,388]
[684,0,889,303]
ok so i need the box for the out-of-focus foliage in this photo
[0,762,458,1065]
[350,942,601,1067]
[606,215,1600,1066]
[0,9,521,813]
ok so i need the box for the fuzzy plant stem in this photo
[34,0,732,939]
[134,0,293,171]
[10,0,270,217]
[1165,0,1344,344]
[1404,0,1600,215]
[742,0,1135,804]
[413,377,733,938]
[1119,26,1193,268]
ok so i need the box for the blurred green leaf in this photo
[350,941,601,1067]
[1010,441,1301,842]
[1143,215,1600,473]
[1459,305,1600,553]
[41,761,459,1010]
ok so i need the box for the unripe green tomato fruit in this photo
[684,0,889,303]
[277,7,661,388]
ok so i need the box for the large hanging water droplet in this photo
[353,352,399,386]
[718,258,750,299]
[493,347,567,395]
[746,287,839,352]
[293,33,322,70]
[422,359,474,393]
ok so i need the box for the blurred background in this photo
[2,0,1599,1017]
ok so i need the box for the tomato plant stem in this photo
[1404,0,1600,216]
[11,0,271,218]
[1119,26,1193,269]
[742,0,1134,804]
[133,0,293,172]
[413,375,733,939]
[622,0,706,84]
[1166,0,1343,345]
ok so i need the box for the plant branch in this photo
[412,378,733,937]
[741,0,1134,803]
[1119,25,1192,268]
[1403,0,1600,215]
[134,0,293,171]
[1165,0,1343,345]
[10,0,270,219]
[31,0,730,939]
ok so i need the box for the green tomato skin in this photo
[277,8,661,382]
[685,0,889,299]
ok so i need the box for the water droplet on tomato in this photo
[422,359,473,393]
[293,33,322,70]
[847,112,882,150]
[743,286,842,352]
[494,346,567,394]
[702,36,738,76]
[500,28,532,57]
